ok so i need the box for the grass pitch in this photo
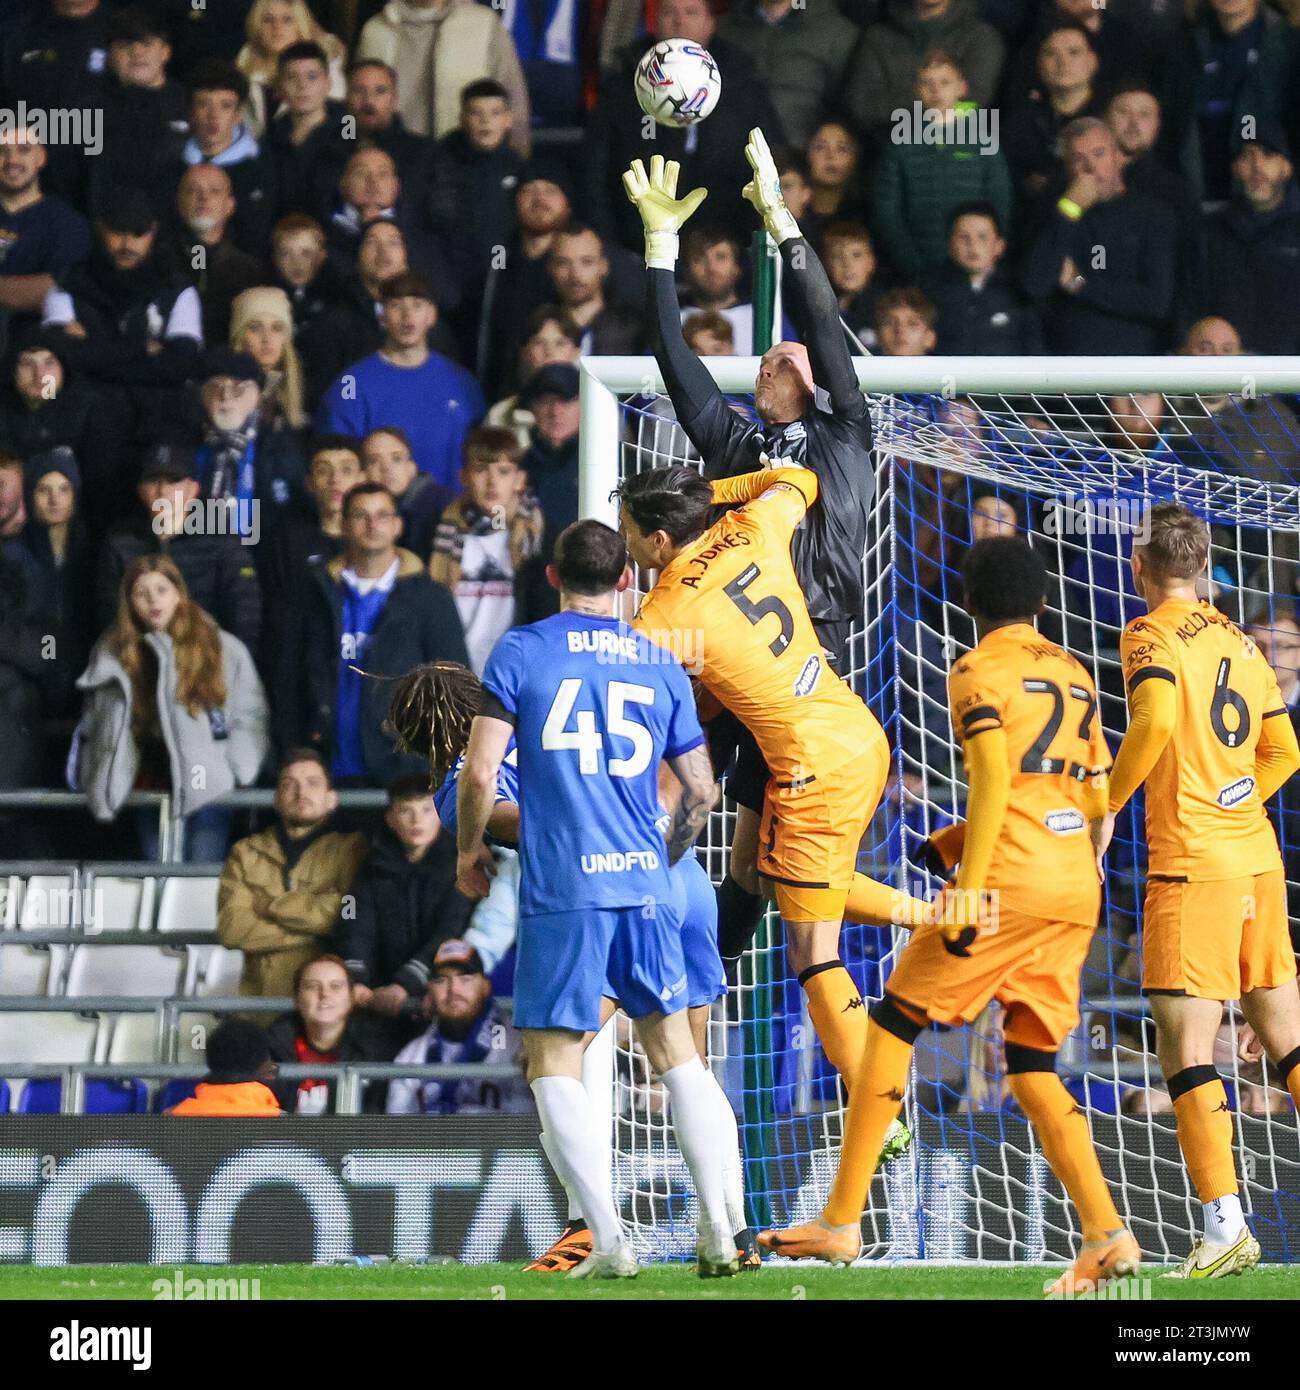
[2,1262,1298,1301]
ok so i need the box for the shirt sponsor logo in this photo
[1045,809,1086,834]
[580,849,662,874]
[1216,776,1255,808]
[793,653,821,697]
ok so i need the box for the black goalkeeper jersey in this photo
[648,243,874,664]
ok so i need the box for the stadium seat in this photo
[17,874,77,931]
[155,876,219,936]
[186,945,245,997]
[175,1012,219,1065]
[19,1077,149,1115]
[0,875,22,929]
[0,1078,8,1113]
[106,1012,163,1064]
[0,943,67,996]
[64,944,185,998]
[0,1012,101,1100]
[155,1078,200,1113]
[86,876,157,934]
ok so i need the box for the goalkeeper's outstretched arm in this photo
[776,237,866,419]
[624,155,751,474]
[742,127,866,421]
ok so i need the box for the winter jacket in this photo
[166,1081,282,1116]
[841,0,1006,142]
[922,261,1044,355]
[336,826,474,994]
[265,1009,394,1114]
[0,375,132,532]
[871,126,1013,280]
[96,513,264,657]
[276,547,469,783]
[73,626,270,821]
[435,128,524,274]
[1196,187,1300,356]
[13,519,92,717]
[1158,6,1294,201]
[1021,190,1177,354]
[0,543,56,790]
[217,820,370,998]
[718,0,860,148]
[356,0,532,154]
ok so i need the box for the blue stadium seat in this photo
[19,1078,149,1115]
[155,1079,200,1113]
[0,1079,8,1113]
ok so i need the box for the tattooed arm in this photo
[664,742,720,866]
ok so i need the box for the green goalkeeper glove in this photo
[742,126,800,245]
[622,155,707,271]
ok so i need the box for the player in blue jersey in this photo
[402,664,750,1271]
[454,519,738,1279]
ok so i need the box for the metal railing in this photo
[0,789,389,863]
[2,1061,524,1115]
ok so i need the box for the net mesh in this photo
[606,378,1300,1265]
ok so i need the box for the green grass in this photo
[2,1262,1298,1301]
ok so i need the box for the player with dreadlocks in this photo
[389,657,754,1271]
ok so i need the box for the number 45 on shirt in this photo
[542,678,657,778]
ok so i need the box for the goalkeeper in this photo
[625,132,880,976]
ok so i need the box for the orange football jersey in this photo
[948,623,1110,925]
[633,469,883,785]
[1120,598,1287,881]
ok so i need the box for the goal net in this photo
[578,355,1300,1266]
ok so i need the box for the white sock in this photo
[660,1056,729,1237]
[538,1127,584,1225]
[531,1077,624,1251]
[704,1066,747,1235]
[1203,1194,1245,1245]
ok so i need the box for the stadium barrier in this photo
[2,1113,1294,1266]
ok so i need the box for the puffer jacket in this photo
[73,626,269,820]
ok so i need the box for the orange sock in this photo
[801,962,869,1082]
[823,1019,914,1227]
[1169,1067,1239,1203]
[1009,1068,1122,1244]
[844,874,928,928]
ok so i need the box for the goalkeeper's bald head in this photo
[962,536,1046,626]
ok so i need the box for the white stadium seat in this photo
[106,1012,163,1064]
[156,876,220,936]
[1,875,23,929]
[0,1012,102,1106]
[187,945,245,997]
[0,943,67,997]
[87,876,157,934]
[176,1012,219,1064]
[65,944,185,998]
[17,874,77,931]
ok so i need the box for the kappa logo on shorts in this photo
[1216,776,1256,808]
[793,653,821,697]
[1045,809,1086,834]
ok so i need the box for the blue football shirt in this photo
[479,612,705,917]
[435,737,520,836]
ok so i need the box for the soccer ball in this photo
[633,38,721,129]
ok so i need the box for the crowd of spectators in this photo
[2,0,1300,1112]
